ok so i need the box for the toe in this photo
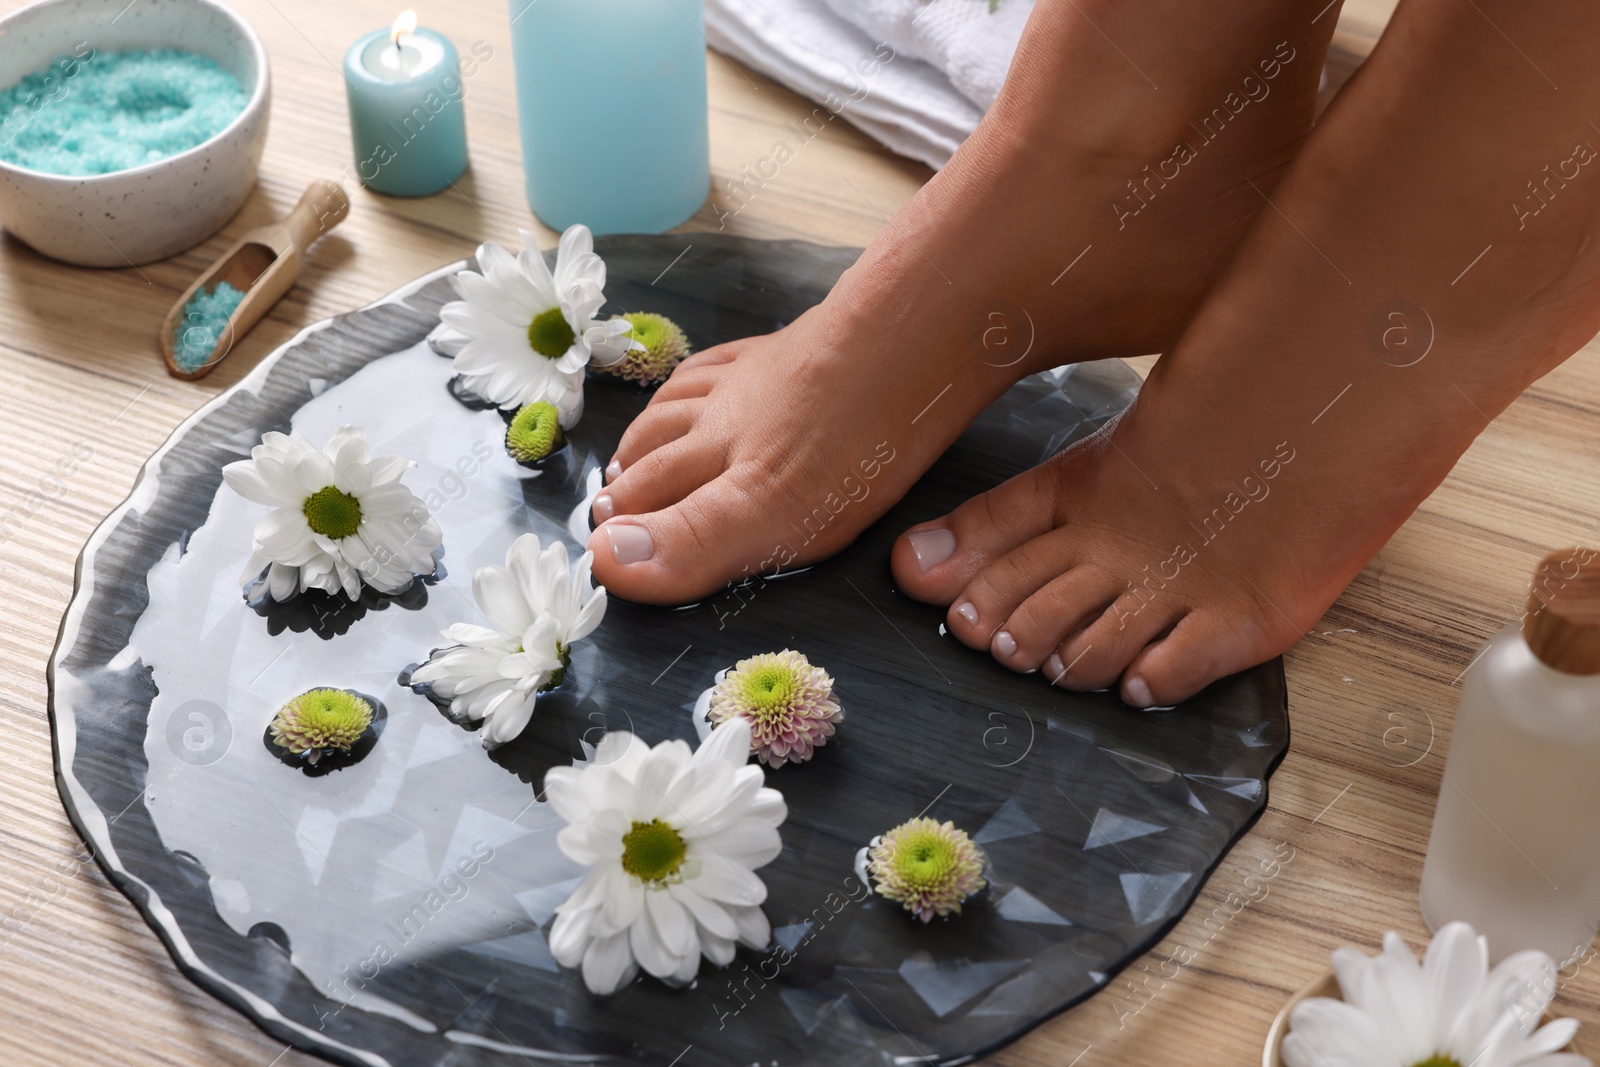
[943,526,1080,651]
[612,399,704,470]
[892,462,1062,605]
[652,343,740,403]
[1051,592,1186,692]
[990,565,1122,671]
[588,467,785,605]
[1121,609,1280,707]
[595,438,726,524]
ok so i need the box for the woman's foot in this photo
[588,0,1335,603]
[892,0,1600,704]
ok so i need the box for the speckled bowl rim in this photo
[0,0,270,183]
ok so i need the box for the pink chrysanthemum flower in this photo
[867,818,987,922]
[707,649,842,768]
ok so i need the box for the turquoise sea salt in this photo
[175,281,245,372]
[0,50,246,175]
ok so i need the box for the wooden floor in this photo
[8,0,1600,1064]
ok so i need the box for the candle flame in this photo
[390,10,418,46]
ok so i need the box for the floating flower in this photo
[1283,922,1588,1067]
[427,225,632,423]
[269,688,373,764]
[593,312,691,385]
[544,720,786,994]
[410,533,606,747]
[867,817,986,922]
[707,649,842,767]
[223,426,441,602]
[505,400,564,464]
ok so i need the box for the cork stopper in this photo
[1524,548,1600,674]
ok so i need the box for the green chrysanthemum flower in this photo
[595,312,690,385]
[867,817,987,922]
[270,688,373,763]
[708,649,842,767]
[505,400,565,463]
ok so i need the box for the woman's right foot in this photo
[588,0,1338,603]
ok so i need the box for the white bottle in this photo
[1420,548,1600,965]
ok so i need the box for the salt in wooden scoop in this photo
[160,179,350,381]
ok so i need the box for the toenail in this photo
[994,630,1017,658]
[593,493,615,522]
[954,601,979,627]
[907,528,956,571]
[1045,652,1066,684]
[606,459,622,482]
[604,523,654,565]
[1124,676,1154,708]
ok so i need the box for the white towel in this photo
[705,0,992,169]
[818,0,1033,109]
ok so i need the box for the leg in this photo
[588,0,1336,603]
[895,0,1600,704]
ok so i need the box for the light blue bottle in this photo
[509,0,710,234]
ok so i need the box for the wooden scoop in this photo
[160,180,351,381]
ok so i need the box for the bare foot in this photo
[589,0,1335,603]
[892,0,1600,704]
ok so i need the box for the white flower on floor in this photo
[410,534,606,747]
[427,225,631,423]
[1283,921,1589,1067]
[223,426,441,602]
[544,720,786,995]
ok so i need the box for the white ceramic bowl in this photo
[0,0,270,266]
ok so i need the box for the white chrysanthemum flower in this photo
[1283,922,1589,1067]
[222,426,441,602]
[544,720,786,995]
[410,534,606,747]
[427,225,631,424]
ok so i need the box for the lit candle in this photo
[343,11,469,197]
[509,0,710,234]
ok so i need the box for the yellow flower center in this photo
[1412,1059,1462,1067]
[737,664,799,720]
[891,830,960,890]
[621,819,686,884]
[527,306,576,359]
[302,485,362,539]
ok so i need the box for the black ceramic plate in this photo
[49,235,1287,1067]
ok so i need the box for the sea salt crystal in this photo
[0,49,247,176]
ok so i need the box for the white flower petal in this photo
[581,931,637,996]
[698,718,753,770]
[1284,997,1391,1066]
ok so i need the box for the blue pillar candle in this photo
[343,12,469,197]
[509,0,710,234]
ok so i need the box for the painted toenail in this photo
[1125,676,1154,708]
[604,523,654,565]
[593,493,615,522]
[1045,652,1066,684]
[954,602,979,627]
[907,528,956,571]
[606,459,622,481]
[994,631,1017,658]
